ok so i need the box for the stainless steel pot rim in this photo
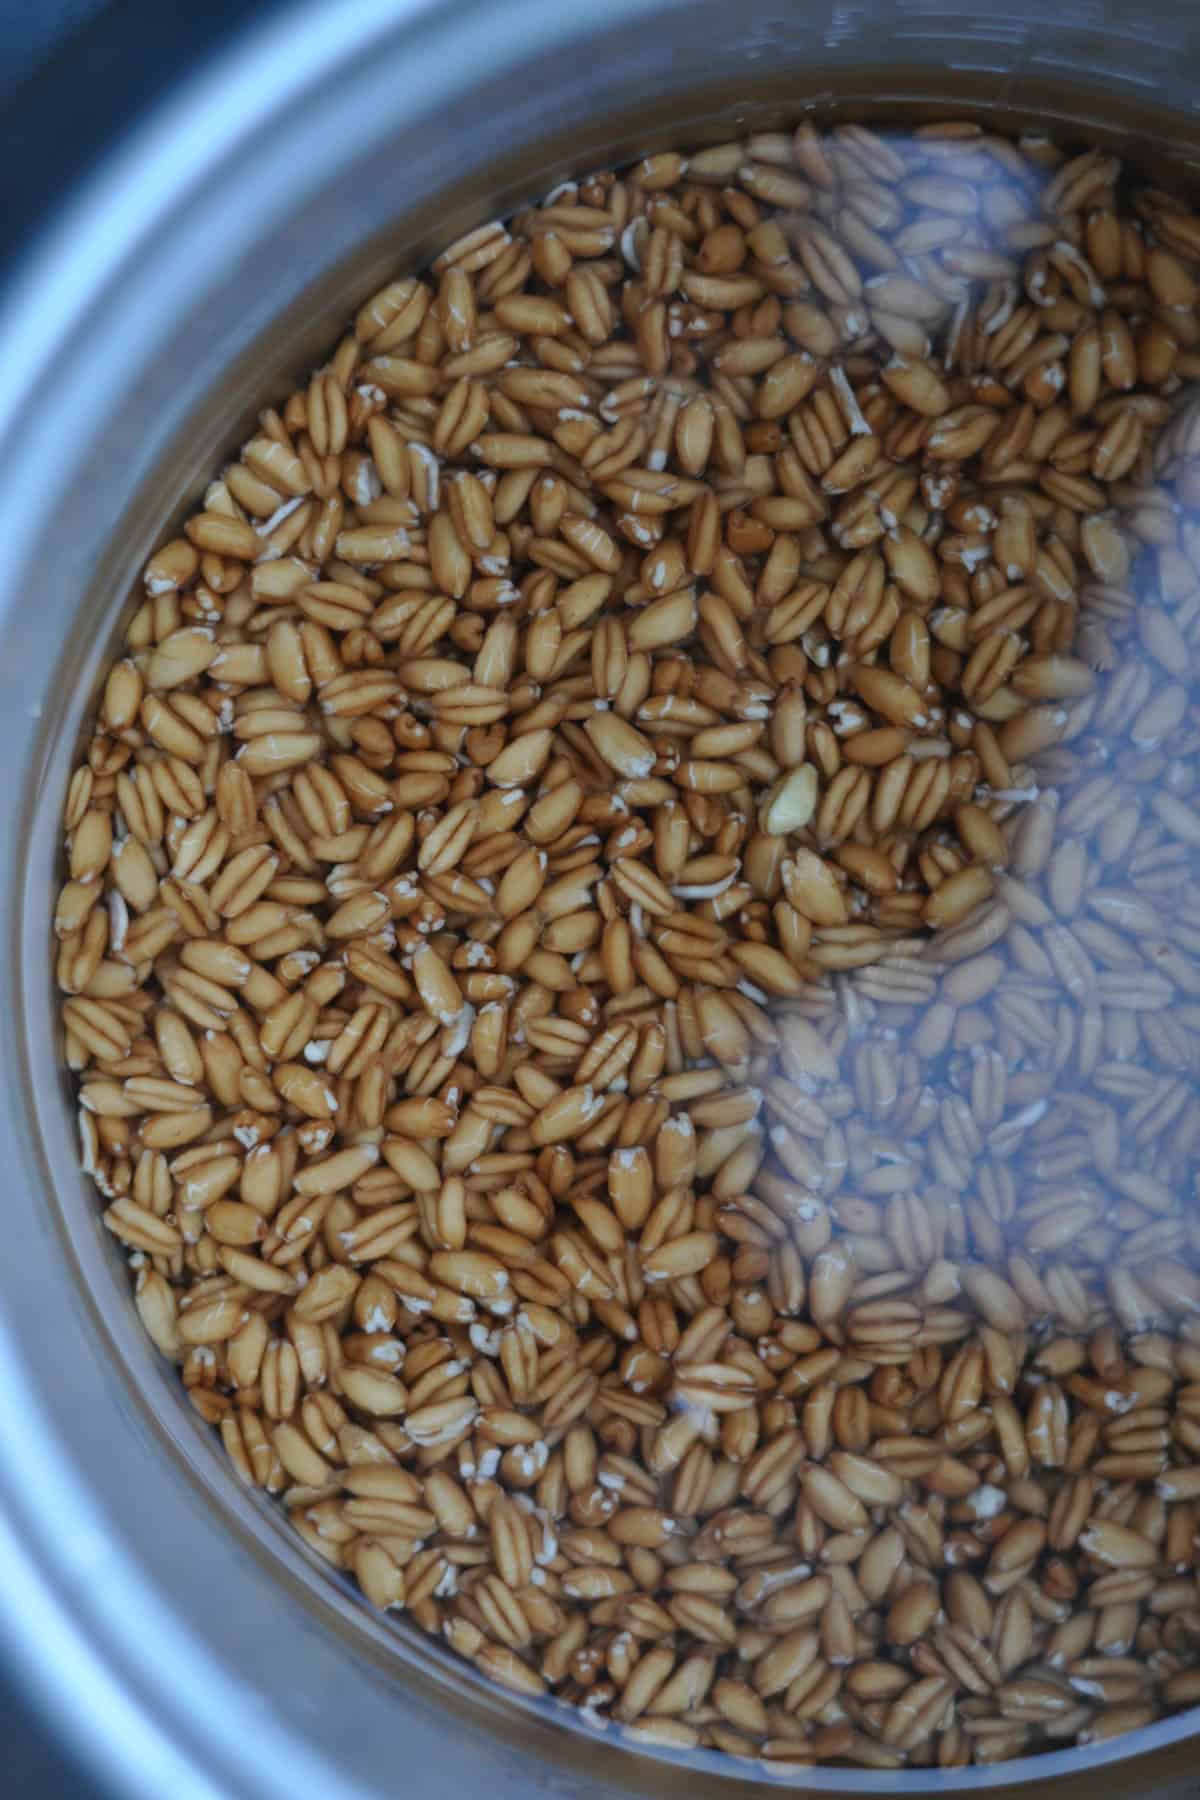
[1,2,1199,1794]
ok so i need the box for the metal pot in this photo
[3,3,1200,1794]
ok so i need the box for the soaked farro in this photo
[56,119,1200,1771]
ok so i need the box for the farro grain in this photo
[56,118,1200,1772]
